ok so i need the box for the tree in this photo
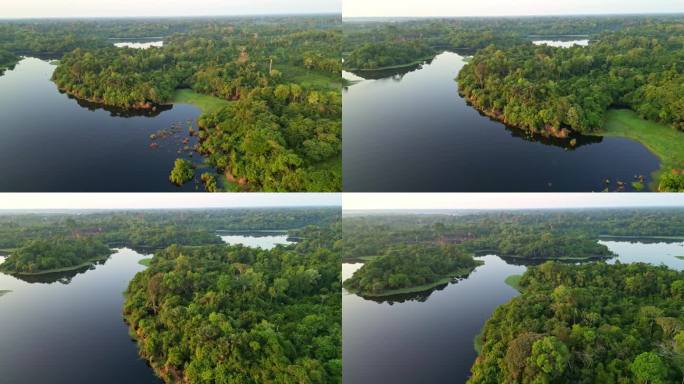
[630,352,668,384]
[529,336,570,381]
[169,158,195,185]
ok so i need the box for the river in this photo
[343,51,659,192]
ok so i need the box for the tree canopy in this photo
[469,262,684,384]
[123,222,341,383]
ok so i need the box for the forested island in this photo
[343,244,482,296]
[0,238,112,275]
[469,262,684,384]
[343,15,684,191]
[0,17,341,191]
[123,222,341,383]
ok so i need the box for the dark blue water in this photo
[0,248,161,384]
[343,51,660,192]
[0,57,203,192]
[342,240,684,384]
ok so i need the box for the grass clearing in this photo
[138,257,153,267]
[277,65,340,91]
[172,89,231,114]
[600,109,684,190]
[505,274,523,291]
[474,329,484,354]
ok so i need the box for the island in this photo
[343,244,482,296]
[123,223,341,383]
[469,262,684,384]
[0,238,112,275]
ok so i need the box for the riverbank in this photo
[600,109,684,191]
[2,255,110,276]
[347,261,483,298]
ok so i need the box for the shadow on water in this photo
[348,60,430,80]
[62,92,174,118]
[353,276,476,304]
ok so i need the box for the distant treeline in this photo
[342,209,684,261]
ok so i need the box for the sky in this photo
[344,0,684,18]
[0,193,340,210]
[344,193,684,211]
[3,0,340,18]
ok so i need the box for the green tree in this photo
[630,352,668,384]
[169,158,195,185]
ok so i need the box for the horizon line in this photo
[342,11,684,19]
[0,12,341,20]
[343,206,684,212]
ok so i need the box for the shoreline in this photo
[460,94,671,191]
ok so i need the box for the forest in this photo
[0,17,341,191]
[342,208,684,262]
[123,222,341,383]
[0,207,339,252]
[0,237,112,274]
[342,15,682,71]
[343,244,482,296]
[469,262,684,384]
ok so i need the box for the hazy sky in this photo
[0,193,340,210]
[344,193,684,211]
[3,0,340,18]
[344,0,684,18]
